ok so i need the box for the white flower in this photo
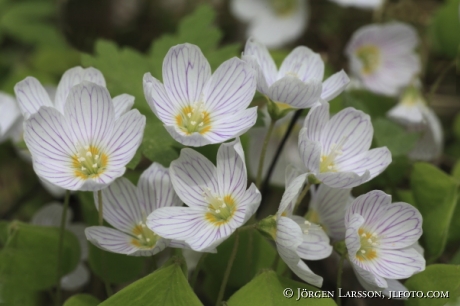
[0,92,21,143]
[143,43,257,147]
[147,138,261,252]
[85,163,182,256]
[243,38,350,109]
[345,190,425,296]
[328,0,383,9]
[299,103,391,188]
[230,0,308,49]
[32,203,90,291]
[271,167,332,287]
[345,22,421,97]
[23,81,145,191]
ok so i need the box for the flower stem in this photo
[336,254,345,306]
[55,190,70,306]
[294,182,311,214]
[428,60,456,105]
[98,190,103,225]
[256,119,276,189]
[190,253,208,289]
[216,231,240,306]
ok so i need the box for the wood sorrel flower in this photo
[345,190,425,295]
[147,138,261,252]
[23,82,145,191]
[243,38,350,110]
[299,103,391,189]
[345,22,421,97]
[0,92,21,143]
[143,43,257,147]
[328,0,383,9]
[85,163,182,256]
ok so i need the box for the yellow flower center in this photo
[270,0,297,16]
[203,187,236,226]
[72,145,108,179]
[131,221,159,249]
[355,45,381,75]
[319,137,348,173]
[355,228,379,261]
[175,102,211,135]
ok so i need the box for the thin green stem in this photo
[336,255,345,306]
[256,120,276,189]
[428,60,456,106]
[55,190,70,306]
[294,182,311,214]
[216,231,240,306]
[190,253,208,289]
[98,190,103,225]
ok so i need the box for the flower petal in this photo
[316,170,370,189]
[352,262,387,289]
[298,129,321,174]
[345,213,366,258]
[61,263,90,291]
[31,202,73,227]
[365,247,425,279]
[164,125,211,147]
[276,216,303,249]
[268,76,322,109]
[338,147,392,179]
[170,148,218,209]
[143,72,177,126]
[292,218,332,260]
[278,46,324,82]
[387,102,424,126]
[112,94,134,119]
[409,106,443,161]
[162,44,211,107]
[345,190,391,229]
[14,77,53,118]
[321,70,350,101]
[85,226,139,255]
[55,67,106,113]
[278,173,308,216]
[240,183,261,223]
[230,0,267,22]
[285,164,302,188]
[203,58,256,119]
[302,102,330,142]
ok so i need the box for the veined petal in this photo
[316,170,370,189]
[276,216,303,249]
[292,217,332,260]
[61,264,90,291]
[137,162,182,214]
[329,0,383,9]
[203,58,256,118]
[345,213,366,257]
[31,202,72,227]
[14,77,53,118]
[162,44,211,108]
[55,67,106,113]
[170,148,219,209]
[302,103,329,142]
[268,76,322,109]
[0,92,21,142]
[338,147,392,178]
[278,46,324,82]
[78,167,126,192]
[85,226,140,255]
[143,73,177,126]
[378,22,419,55]
[64,82,115,147]
[321,70,350,101]
[164,125,211,147]
[95,177,142,233]
[298,129,321,173]
[285,164,303,188]
[240,183,261,223]
[352,263,388,289]
[278,173,308,216]
[345,190,391,229]
[112,94,134,119]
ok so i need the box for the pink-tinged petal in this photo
[170,148,218,209]
[68,223,89,260]
[276,216,303,249]
[338,147,392,179]
[302,103,330,142]
[321,107,373,165]
[277,173,308,216]
[292,217,332,260]
[345,213,365,257]
[64,82,115,147]
[370,202,422,249]
[94,177,142,233]
[277,244,323,287]
[204,107,258,144]
[365,247,425,279]
[14,77,53,118]
[378,22,419,55]
[55,67,106,113]
[242,37,278,92]
[85,226,139,255]
[143,73,177,126]
[112,94,134,119]
[203,58,256,118]
[298,129,321,173]
[137,162,182,214]
[345,190,391,228]
[31,202,73,227]
[61,264,90,291]
[321,70,350,101]
[216,138,247,201]
[104,109,145,169]
[240,183,261,223]
[352,263,388,289]
[309,184,352,241]
[162,44,211,108]
[268,76,322,109]
[0,92,21,142]
[278,46,324,82]
[316,171,370,189]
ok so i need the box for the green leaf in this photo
[373,118,420,157]
[453,113,460,142]
[342,90,396,118]
[88,244,145,285]
[100,258,202,306]
[63,294,101,306]
[227,270,335,306]
[0,221,80,291]
[430,0,460,59]
[126,143,143,170]
[141,119,178,166]
[411,163,459,261]
[405,264,460,306]
[448,161,460,244]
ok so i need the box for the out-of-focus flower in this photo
[147,138,261,252]
[143,43,257,147]
[32,203,89,291]
[243,38,350,110]
[328,0,383,9]
[0,92,21,143]
[345,190,425,296]
[86,163,182,256]
[345,22,420,97]
[299,103,391,189]
[23,82,145,191]
[230,0,309,49]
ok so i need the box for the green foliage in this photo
[405,264,460,306]
[99,257,202,306]
[430,0,460,59]
[0,221,80,291]
[88,244,145,285]
[411,163,459,261]
[342,90,396,119]
[448,161,460,244]
[63,294,101,306]
[373,118,420,157]
[227,270,336,306]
